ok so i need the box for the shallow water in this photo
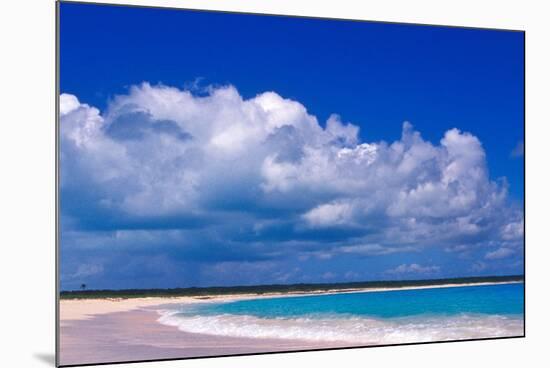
[157,283,524,345]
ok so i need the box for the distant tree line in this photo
[60,275,524,300]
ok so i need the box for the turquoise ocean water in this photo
[157,283,524,344]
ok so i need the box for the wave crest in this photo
[157,311,523,344]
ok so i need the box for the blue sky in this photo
[59,2,524,290]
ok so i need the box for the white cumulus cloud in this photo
[485,247,515,260]
[60,83,523,264]
[385,263,441,275]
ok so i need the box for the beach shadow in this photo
[33,353,55,366]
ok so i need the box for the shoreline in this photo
[58,280,524,366]
[60,280,523,321]
[60,309,353,366]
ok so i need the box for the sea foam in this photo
[157,310,523,344]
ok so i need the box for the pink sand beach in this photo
[59,297,352,366]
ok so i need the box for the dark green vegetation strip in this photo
[60,275,524,300]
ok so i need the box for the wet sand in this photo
[59,307,352,366]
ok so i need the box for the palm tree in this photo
[80,283,86,291]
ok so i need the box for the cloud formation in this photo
[485,248,515,260]
[60,83,524,288]
[385,263,441,275]
[510,141,524,158]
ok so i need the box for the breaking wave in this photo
[157,310,523,344]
